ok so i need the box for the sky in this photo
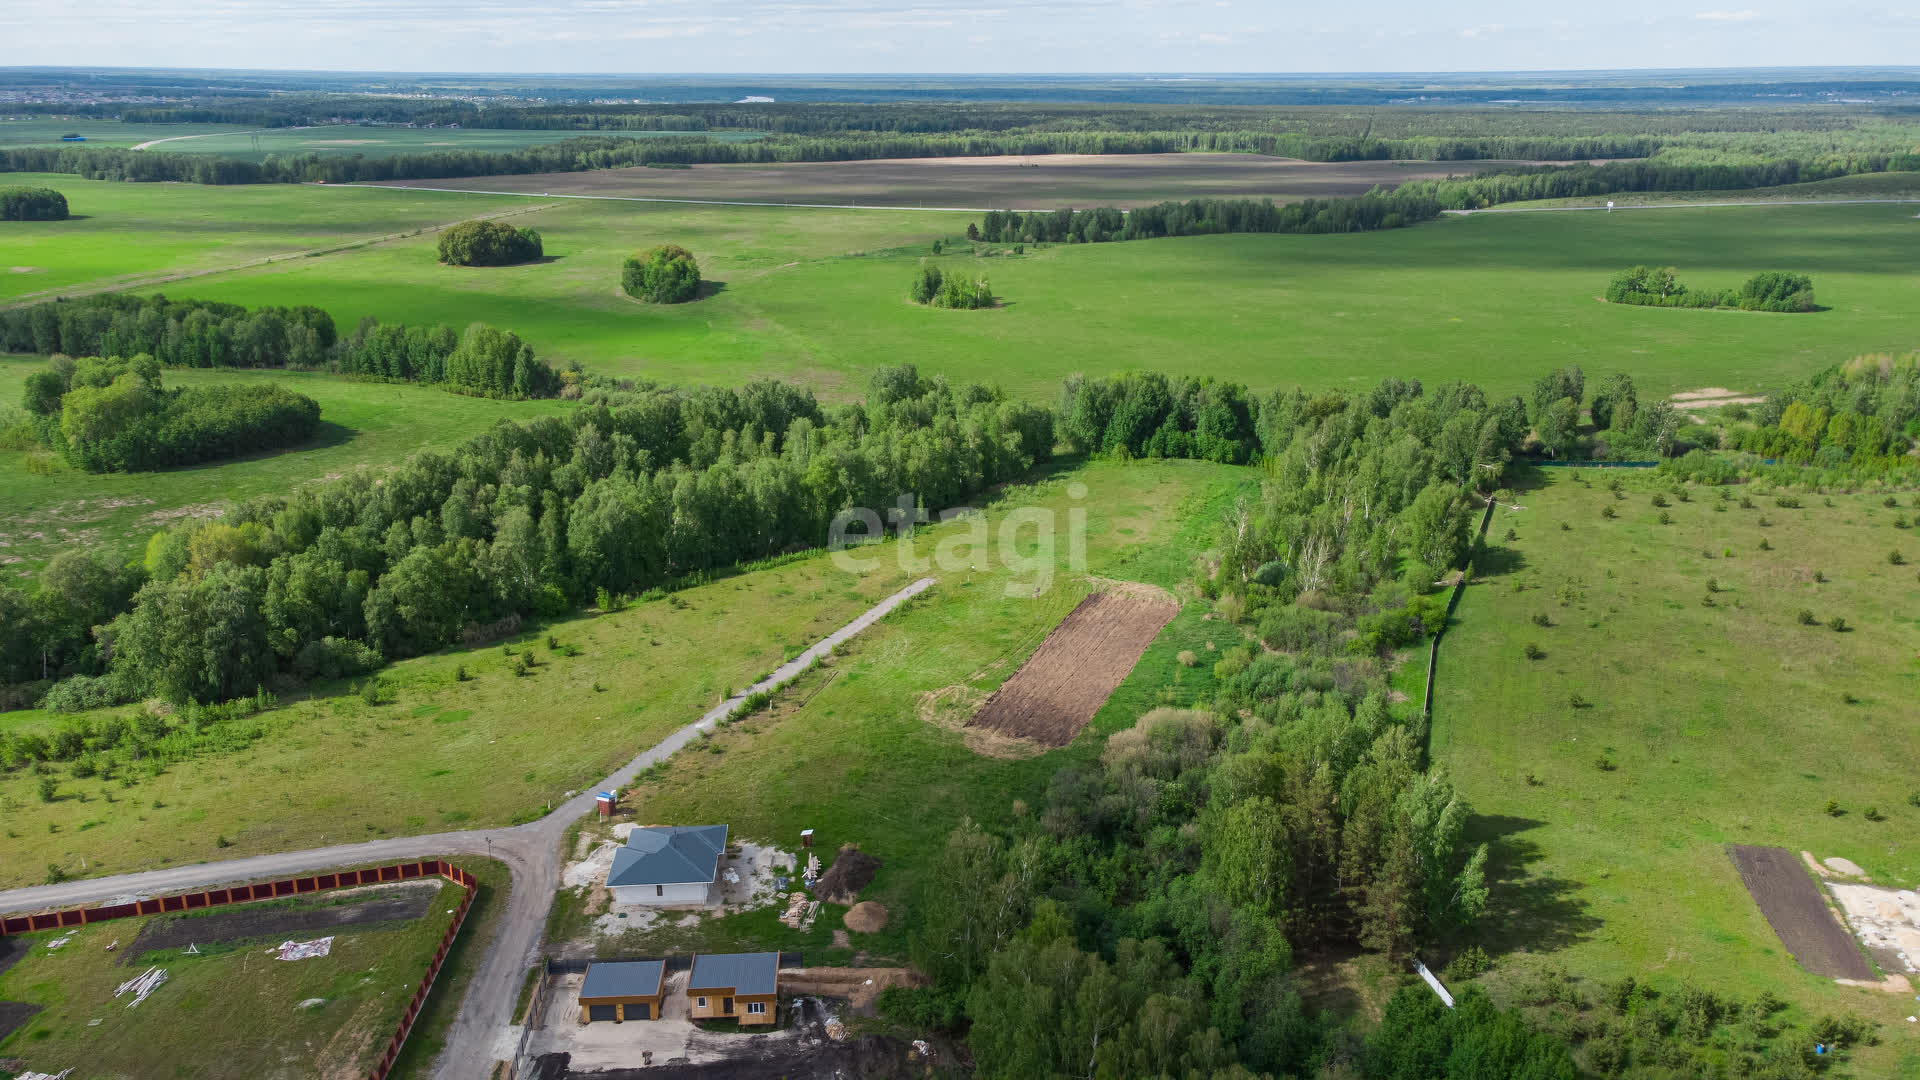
[5,0,1920,74]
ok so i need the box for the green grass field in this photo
[0,360,568,576]
[50,182,1914,402]
[0,545,922,886]
[0,174,529,302]
[0,118,251,150]
[592,458,1247,961]
[0,119,758,161]
[1432,469,1920,1074]
[0,884,459,1078]
[9,175,1916,405]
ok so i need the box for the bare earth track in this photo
[966,585,1178,747]
[1726,844,1874,980]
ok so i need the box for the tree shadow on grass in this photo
[157,420,358,475]
[694,279,729,300]
[1464,814,1603,958]
[1474,544,1528,578]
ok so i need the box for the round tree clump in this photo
[1,186,70,221]
[622,244,701,303]
[437,219,543,266]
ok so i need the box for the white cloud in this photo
[1693,9,1759,20]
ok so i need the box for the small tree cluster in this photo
[908,263,993,310]
[0,185,69,221]
[437,219,543,266]
[622,244,701,303]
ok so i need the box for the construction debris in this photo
[803,854,822,890]
[45,934,74,950]
[275,936,335,961]
[19,1070,75,1080]
[779,892,809,928]
[114,966,168,1008]
[913,1039,934,1060]
[798,900,821,932]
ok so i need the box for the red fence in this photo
[0,858,479,1080]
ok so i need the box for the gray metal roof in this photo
[688,951,779,997]
[607,824,729,887]
[581,960,665,1000]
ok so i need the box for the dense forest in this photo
[20,354,321,472]
[0,294,562,399]
[0,184,69,220]
[0,366,1052,701]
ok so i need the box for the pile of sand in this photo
[843,901,888,933]
[815,845,881,906]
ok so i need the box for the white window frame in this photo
[696,996,707,1008]
[747,1001,766,1015]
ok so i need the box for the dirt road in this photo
[0,576,935,1079]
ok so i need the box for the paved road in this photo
[1444,197,1920,215]
[0,575,935,1079]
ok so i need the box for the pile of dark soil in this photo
[814,847,880,906]
[0,999,42,1043]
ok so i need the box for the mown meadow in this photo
[1431,468,1920,1076]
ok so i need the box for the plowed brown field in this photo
[966,586,1178,747]
[1726,844,1873,979]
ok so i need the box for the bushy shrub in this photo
[291,636,382,681]
[622,244,701,303]
[437,219,543,266]
[1,185,69,221]
[38,674,128,712]
[45,357,322,473]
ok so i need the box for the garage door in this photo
[588,1004,618,1022]
[627,1002,650,1020]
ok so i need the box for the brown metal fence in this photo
[0,858,479,1080]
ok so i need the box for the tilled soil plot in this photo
[1727,844,1873,979]
[966,586,1178,748]
[0,999,41,1043]
[124,880,442,960]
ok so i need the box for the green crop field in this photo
[0,885,459,1078]
[0,360,569,576]
[0,173,529,302]
[1431,469,1920,1075]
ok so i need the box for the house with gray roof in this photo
[578,959,666,1022]
[687,951,780,1025]
[607,824,728,906]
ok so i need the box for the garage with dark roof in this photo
[579,959,667,1022]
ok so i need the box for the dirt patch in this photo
[779,967,921,1011]
[815,848,880,906]
[371,152,1541,211]
[1670,388,1766,411]
[1824,856,1869,879]
[0,936,23,979]
[843,902,888,934]
[965,585,1178,748]
[141,502,224,524]
[9,266,39,274]
[1828,882,1920,977]
[1726,844,1874,979]
[919,683,1044,758]
[125,879,442,959]
[0,1000,41,1043]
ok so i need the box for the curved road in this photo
[0,576,936,1079]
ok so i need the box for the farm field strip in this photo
[966,585,1180,747]
[1727,844,1875,980]
[1447,197,1920,215]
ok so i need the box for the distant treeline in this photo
[22,354,320,472]
[974,191,1444,242]
[0,294,561,399]
[1725,354,1920,467]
